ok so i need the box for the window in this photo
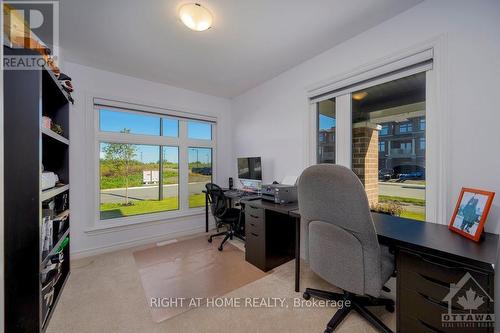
[99,109,160,136]
[162,118,179,137]
[379,141,386,152]
[188,121,212,140]
[351,72,426,221]
[420,137,426,150]
[99,144,179,220]
[400,142,412,152]
[380,124,389,136]
[420,118,426,130]
[317,99,336,163]
[398,122,413,133]
[188,147,212,208]
[310,48,436,222]
[96,105,216,221]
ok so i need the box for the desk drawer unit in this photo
[246,210,265,235]
[245,207,267,271]
[244,204,296,272]
[397,249,494,333]
[246,205,264,220]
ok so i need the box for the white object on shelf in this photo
[42,116,52,130]
[41,172,59,190]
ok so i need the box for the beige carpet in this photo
[133,236,267,322]
[46,233,396,333]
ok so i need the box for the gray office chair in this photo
[298,164,395,333]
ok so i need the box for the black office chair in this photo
[206,183,244,251]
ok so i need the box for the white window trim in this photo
[85,96,217,231]
[306,36,449,225]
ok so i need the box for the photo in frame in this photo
[449,188,495,242]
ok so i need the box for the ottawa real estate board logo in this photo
[442,272,494,329]
[2,1,59,70]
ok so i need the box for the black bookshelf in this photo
[3,46,71,332]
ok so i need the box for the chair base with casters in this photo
[207,209,245,251]
[302,289,394,333]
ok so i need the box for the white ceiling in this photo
[60,0,423,98]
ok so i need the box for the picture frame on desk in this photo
[449,187,495,242]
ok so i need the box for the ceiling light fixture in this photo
[352,91,368,101]
[179,3,213,32]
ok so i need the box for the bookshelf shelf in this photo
[41,127,69,145]
[41,185,70,202]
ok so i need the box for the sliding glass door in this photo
[313,71,428,222]
[350,72,426,221]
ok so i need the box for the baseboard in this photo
[71,223,216,260]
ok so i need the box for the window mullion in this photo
[179,120,189,211]
[335,94,352,168]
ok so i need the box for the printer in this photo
[261,184,298,204]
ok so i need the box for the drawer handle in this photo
[251,232,259,237]
[417,292,459,311]
[250,214,260,219]
[417,319,443,333]
[420,255,456,270]
[416,252,473,272]
[249,223,256,227]
[418,273,450,288]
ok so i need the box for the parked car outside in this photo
[378,168,395,181]
[397,171,424,181]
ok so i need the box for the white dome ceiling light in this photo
[178,3,213,32]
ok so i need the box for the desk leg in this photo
[295,217,300,292]
[205,192,209,233]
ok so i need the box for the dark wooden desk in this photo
[290,211,498,279]
[205,195,498,330]
[290,209,498,333]
[371,213,498,270]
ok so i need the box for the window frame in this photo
[92,103,217,228]
[307,38,449,225]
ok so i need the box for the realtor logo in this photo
[2,1,59,69]
[442,272,494,329]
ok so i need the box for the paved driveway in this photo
[379,182,425,200]
[101,182,206,203]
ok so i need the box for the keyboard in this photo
[243,195,261,201]
[224,190,243,196]
[225,190,260,198]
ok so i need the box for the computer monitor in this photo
[237,157,262,181]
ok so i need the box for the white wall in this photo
[232,0,500,232]
[231,0,500,324]
[64,62,232,258]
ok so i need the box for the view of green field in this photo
[378,191,426,221]
[100,160,179,189]
[100,156,212,219]
[100,194,206,220]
